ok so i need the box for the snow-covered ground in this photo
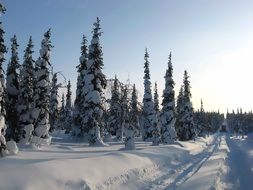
[0,132,253,190]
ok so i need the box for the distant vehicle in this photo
[220,124,227,132]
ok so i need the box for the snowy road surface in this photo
[0,132,253,190]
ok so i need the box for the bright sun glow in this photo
[192,36,253,113]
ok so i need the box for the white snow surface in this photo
[1,132,253,190]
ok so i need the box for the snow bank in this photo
[0,133,216,190]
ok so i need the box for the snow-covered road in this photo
[134,134,226,190]
[225,135,253,190]
[142,133,253,190]
[0,132,253,190]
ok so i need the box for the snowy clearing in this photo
[0,132,253,190]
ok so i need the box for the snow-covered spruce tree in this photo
[176,71,195,141]
[108,76,122,139]
[5,35,20,141]
[175,86,184,139]
[131,84,140,136]
[154,82,159,114]
[160,52,177,144]
[123,85,135,150]
[195,99,207,137]
[49,73,59,132]
[73,35,88,136]
[153,81,161,140]
[0,80,6,155]
[0,3,6,87]
[17,37,35,144]
[82,18,107,146]
[64,80,72,134]
[124,84,140,150]
[31,29,53,146]
[0,3,7,154]
[142,49,160,145]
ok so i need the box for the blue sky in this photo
[2,0,253,113]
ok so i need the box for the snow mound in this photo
[6,141,18,155]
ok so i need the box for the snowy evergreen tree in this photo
[124,120,135,150]
[31,29,53,146]
[124,84,141,150]
[124,102,135,150]
[0,3,6,88]
[64,80,72,134]
[176,85,184,115]
[176,71,195,141]
[160,52,177,144]
[0,3,7,154]
[175,85,184,138]
[154,82,159,114]
[176,86,185,140]
[82,18,107,146]
[0,80,6,155]
[49,73,60,132]
[107,76,122,139]
[121,85,129,133]
[17,37,35,144]
[142,49,160,145]
[73,35,88,136]
[131,84,140,136]
[121,85,135,149]
[5,35,20,141]
[194,99,208,137]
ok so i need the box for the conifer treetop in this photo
[80,35,88,57]
[183,70,191,99]
[78,35,88,71]
[167,52,174,79]
[24,36,34,60]
[200,99,204,113]
[10,35,18,53]
[92,17,102,37]
[144,48,150,80]
[8,35,19,69]
[40,28,53,62]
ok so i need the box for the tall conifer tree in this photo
[65,80,72,133]
[142,49,160,145]
[6,35,20,141]
[49,73,59,132]
[160,52,177,144]
[18,37,35,144]
[131,84,140,136]
[73,35,88,136]
[0,3,7,154]
[82,18,107,145]
[108,76,121,138]
[32,29,53,145]
[176,71,195,141]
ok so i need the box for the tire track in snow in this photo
[95,135,221,190]
[143,135,222,190]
